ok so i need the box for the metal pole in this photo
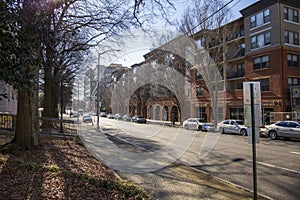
[77,80,79,122]
[60,74,64,132]
[250,83,257,200]
[96,53,100,131]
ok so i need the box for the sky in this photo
[100,0,259,68]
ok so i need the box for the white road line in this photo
[291,151,300,155]
[248,160,300,174]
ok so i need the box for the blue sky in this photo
[107,0,260,67]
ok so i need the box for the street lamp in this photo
[96,49,121,131]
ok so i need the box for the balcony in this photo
[227,69,245,80]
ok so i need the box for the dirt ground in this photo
[0,133,152,200]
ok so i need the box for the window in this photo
[258,78,269,91]
[196,87,204,96]
[155,106,161,120]
[195,107,206,119]
[230,108,244,120]
[250,9,270,28]
[236,26,245,38]
[253,55,269,70]
[284,30,299,45]
[196,71,203,80]
[288,77,300,87]
[284,7,299,23]
[287,54,299,67]
[251,32,271,49]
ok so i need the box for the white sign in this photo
[243,82,262,144]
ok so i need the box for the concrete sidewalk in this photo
[79,124,270,200]
[118,163,269,200]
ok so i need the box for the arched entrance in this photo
[163,105,169,121]
[171,106,178,122]
[149,105,153,119]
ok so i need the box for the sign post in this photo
[243,82,262,200]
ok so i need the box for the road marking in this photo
[291,151,300,155]
[249,160,300,174]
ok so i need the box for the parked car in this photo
[122,115,132,121]
[70,111,79,118]
[265,121,300,140]
[217,119,248,136]
[100,112,107,117]
[182,118,213,131]
[114,113,123,120]
[83,115,93,123]
[131,116,147,123]
[107,114,114,119]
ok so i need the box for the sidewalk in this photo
[119,163,269,200]
[79,124,270,200]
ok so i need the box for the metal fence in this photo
[0,113,16,131]
[269,112,300,124]
[0,113,80,136]
[39,117,80,136]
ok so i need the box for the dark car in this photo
[265,121,300,140]
[132,116,147,123]
[83,115,93,123]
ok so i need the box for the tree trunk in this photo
[43,65,57,118]
[12,87,40,150]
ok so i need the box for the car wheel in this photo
[184,125,188,130]
[240,129,247,136]
[269,130,277,140]
[219,128,224,134]
[198,125,202,131]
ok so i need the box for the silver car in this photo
[217,119,248,136]
[183,118,213,131]
[265,121,300,140]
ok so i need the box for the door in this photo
[287,122,300,139]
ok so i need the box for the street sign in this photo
[243,82,261,144]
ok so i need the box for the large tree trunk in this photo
[12,87,40,150]
[43,65,57,118]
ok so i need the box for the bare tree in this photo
[1,0,176,151]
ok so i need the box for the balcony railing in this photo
[227,69,245,79]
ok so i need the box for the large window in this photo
[251,32,271,49]
[284,30,299,46]
[250,9,270,28]
[288,54,299,67]
[288,77,300,87]
[258,78,269,91]
[253,55,269,70]
[230,108,244,120]
[284,7,299,23]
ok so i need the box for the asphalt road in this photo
[85,117,300,200]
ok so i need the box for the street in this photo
[83,117,300,200]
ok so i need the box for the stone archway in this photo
[171,106,178,122]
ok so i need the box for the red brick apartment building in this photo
[137,0,300,123]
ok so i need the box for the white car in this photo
[183,118,214,131]
[265,121,300,140]
[217,119,248,136]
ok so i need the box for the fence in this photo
[0,113,16,131]
[0,113,80,136]
[269,112,300,124]
[39,117,80,136]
